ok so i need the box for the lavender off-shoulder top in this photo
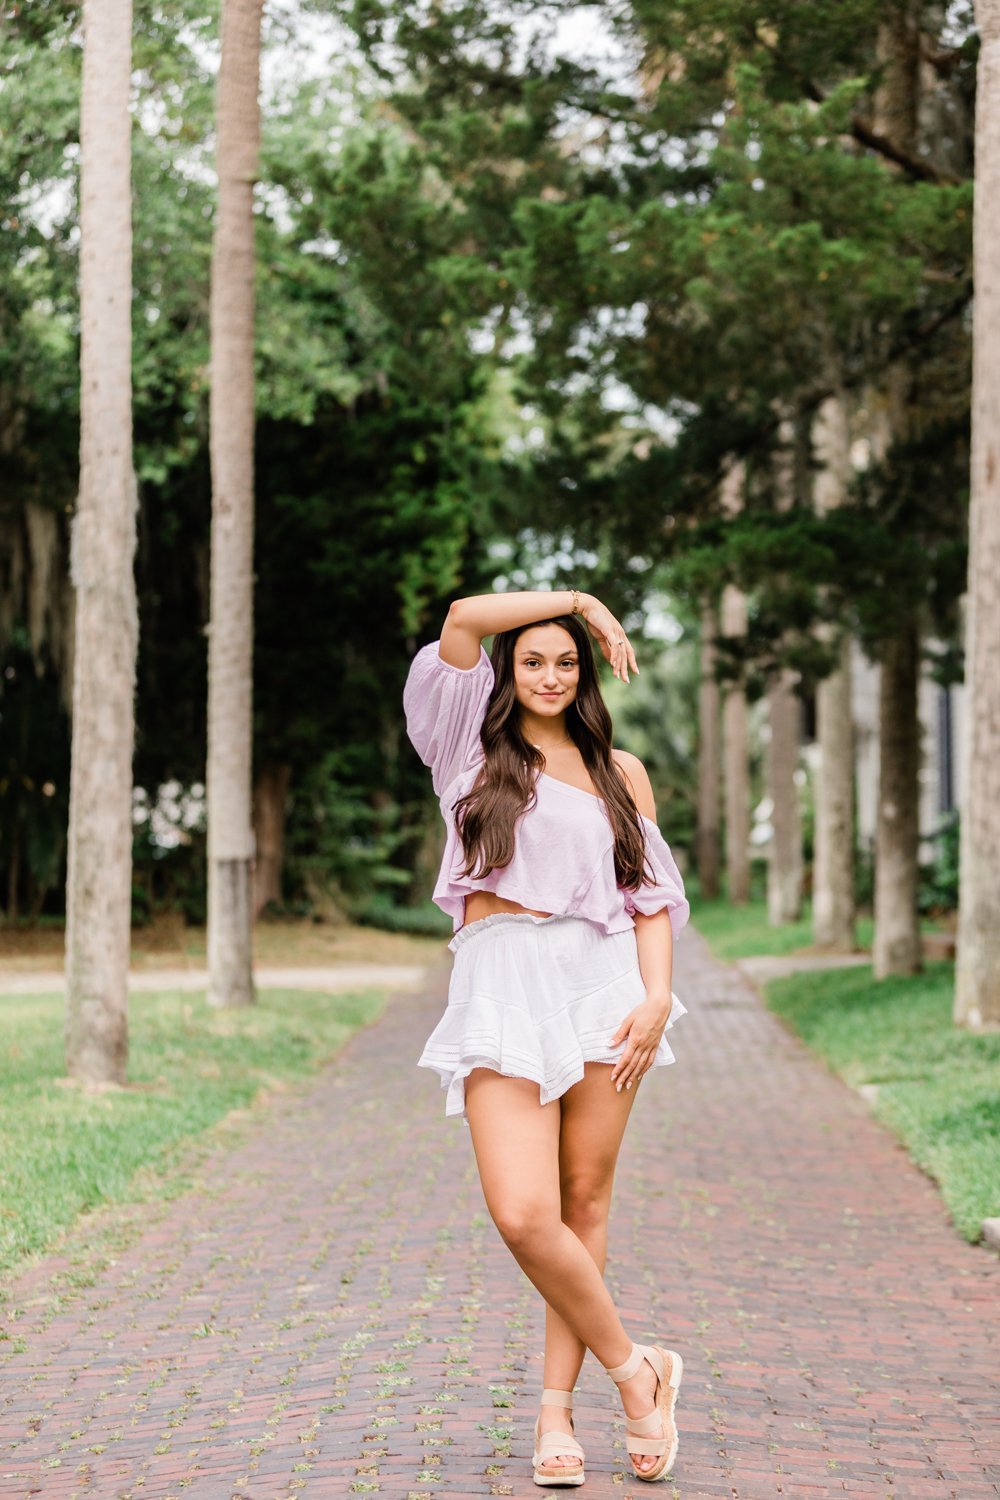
[403,640,691,938]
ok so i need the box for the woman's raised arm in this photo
[441,590,640,682]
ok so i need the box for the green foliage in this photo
[0,983,386,1273]
[0,0,982,922]
[354,894,453,937]
[766,962,999,1241]
[918,811,960,916]
[0,631,70,921]
[327,0,973,686]
[284,750,412,915]
[2,4,516,918]
[853,840,875,912]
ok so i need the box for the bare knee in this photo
[489,1199,558,1255]
[561,1180,612,1237]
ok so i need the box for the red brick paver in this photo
[1,930,998,1500]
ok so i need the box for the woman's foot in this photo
[536,1403,584,1474]
[616,1349,672,1475]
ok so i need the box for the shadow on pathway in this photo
[1,929,997,1499]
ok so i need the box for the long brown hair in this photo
[453,614,650,889]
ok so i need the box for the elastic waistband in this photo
[448,911,579,953]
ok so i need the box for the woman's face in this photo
[512,623,580,721]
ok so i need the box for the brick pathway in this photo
[1,930,998,1500]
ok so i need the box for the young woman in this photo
[403,588,691,1487]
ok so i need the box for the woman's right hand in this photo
[579,596,639,683]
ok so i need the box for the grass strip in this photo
[693,895,875,960]
[0,985,387,1276]
[765,962,999,1242]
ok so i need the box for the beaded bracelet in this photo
[571,587,581,615]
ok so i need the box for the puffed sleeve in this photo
[403,640,495,797]
[624,816,691,938]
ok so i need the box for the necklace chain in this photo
[532,736,572,750]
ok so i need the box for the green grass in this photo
[694,899,996,1242]
[765,963,1000,1242]
[693,895,874,960]
[0,986,387,1275]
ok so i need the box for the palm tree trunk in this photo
[812,390,857,950]
[766,670,803,925]
[873,621,923,977]
[64,0,138,1084]
[696,601,722,899]
[721,582,750,904]
[869,4,924,981]
[956,0,1000,1028]
[814,639,856,949]
[207,0,264,1008]
[720,462,750,904]
[253,761,291,916]
[765,417,804,925]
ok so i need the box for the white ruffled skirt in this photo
[417,911,689,1124]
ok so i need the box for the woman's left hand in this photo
[577,596,639,683]
[609,995,673,1091]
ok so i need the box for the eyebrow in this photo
[519,648,579,658]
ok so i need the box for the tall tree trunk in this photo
[868,4,924,979]
[875,5,920,149]
[720,463,750,903]
[766,415,804,925]
[411,816,446,906]
[721,609,750,905]
[814,639,856,948]
[696,600,722,899]
[956,0,1000,1028]
[767,670,803,925]
[812,390,857,950]
[874,621,923,977]
[253,761,291,916]
[64,0,138,1085]
[207,0,264,1009]
[866,363,924,977]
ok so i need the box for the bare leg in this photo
[464,1066,666,1475]
[532,1061,638,1468]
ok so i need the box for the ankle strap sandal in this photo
[604,1342,684,1481]
[532,1387,586,1488]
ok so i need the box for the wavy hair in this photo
[452,614,650,889]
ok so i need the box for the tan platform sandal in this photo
[532,1387,586,1488]
[604,1341,683,1481]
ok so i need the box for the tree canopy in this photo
[0,0,981,920]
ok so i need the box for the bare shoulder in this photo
[611,749,656,819]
